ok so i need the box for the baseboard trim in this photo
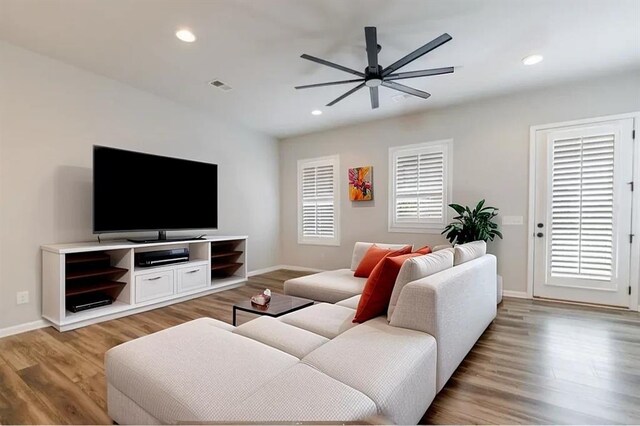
[0,319,51,339]
[248,265,324,277]
[502,290,530,299]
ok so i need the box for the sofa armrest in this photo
[389,254,497,391]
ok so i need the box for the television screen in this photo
[93,146,218,233]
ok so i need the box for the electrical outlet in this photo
[16,291,29,305]
[502,215,524,226]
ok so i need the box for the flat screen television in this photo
[93,146,218,242]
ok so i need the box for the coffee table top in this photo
[233,293,314,316]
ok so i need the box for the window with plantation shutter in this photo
[297,155,340,245]
[389,140,452,233]
[550,134,615,281]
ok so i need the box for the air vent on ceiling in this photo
[209,79,233,91]
[392,93,412,103]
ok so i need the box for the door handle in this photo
[536,232,544,238]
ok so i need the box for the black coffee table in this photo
[232,293,314,326]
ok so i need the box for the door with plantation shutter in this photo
[297,155,340,245]
[533,119,634,307]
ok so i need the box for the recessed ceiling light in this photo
[311,110,323,116]
[176,29,196,43]
[522,54,543,65]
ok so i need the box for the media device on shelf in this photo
[67,292,113,313]
[135,248,190,267]
[93,146,218,243]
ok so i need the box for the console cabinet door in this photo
[176,264,209,293]
[135,270,174,303]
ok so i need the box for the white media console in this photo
[41,236,247,331]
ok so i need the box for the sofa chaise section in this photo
[106,317,379,424]
[284,242,409,303]
[283,269,366,303]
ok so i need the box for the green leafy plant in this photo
[442,199,503,245]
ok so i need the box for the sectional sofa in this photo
[105,241,497,424]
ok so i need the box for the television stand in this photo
[126,231,206,243]
[41,236,247,331]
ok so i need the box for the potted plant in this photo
[442,199,504,303]
[442,199,503,245]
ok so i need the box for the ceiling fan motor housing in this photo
[364,65,383,87]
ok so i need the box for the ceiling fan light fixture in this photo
[176,29,196,43]
[522,54,543,65]
[365,78,382,87]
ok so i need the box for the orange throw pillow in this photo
[354,245,412,278]
[414,245,432,255]
[353,253,421,323]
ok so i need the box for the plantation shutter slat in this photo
[394,149,445,223]
[550,134,615,281]
[301,162,336,239]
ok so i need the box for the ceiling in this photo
[1,0,639,138]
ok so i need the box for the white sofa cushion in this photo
[224,364,378,423]
[350,242,412,271]
[303,317,437,425]
[105,318,298,424]
[284,269,366,303]
[234,316,328,359]
[335,295,361,309]
[279,302,357,339]
[453,240,487,265]
[387,250,454,319]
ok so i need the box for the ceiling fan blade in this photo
[327,82,366,106]
[382,33,452,77]
[382,81,431,99]
[295,78,364,89]
[301,54,365,77]
[369,87,379,109]
[364,26,378,72]
[385,66,454,81]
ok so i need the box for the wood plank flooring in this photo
[0,269,639,424]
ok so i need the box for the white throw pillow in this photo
[453,240,487,265]
[387,250,454,320]
[432,244,453,252]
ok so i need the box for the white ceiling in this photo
[1,0,639,138]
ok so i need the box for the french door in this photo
[532,117,635,307]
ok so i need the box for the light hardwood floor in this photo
[0,270,639,424]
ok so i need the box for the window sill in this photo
[297,238,341,247]
[388,225,444,234]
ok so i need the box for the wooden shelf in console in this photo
[65,252,111,264]
[210,240,244,278]
[66,280,126,297]
[66,266,128,281]
[211,262,243,271]
[211,251,242,259]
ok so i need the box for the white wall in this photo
[0,42,280,329]
[279,70,640,295]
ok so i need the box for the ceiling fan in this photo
[296,27,454,109]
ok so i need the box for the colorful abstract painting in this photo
[349,166,373,201]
